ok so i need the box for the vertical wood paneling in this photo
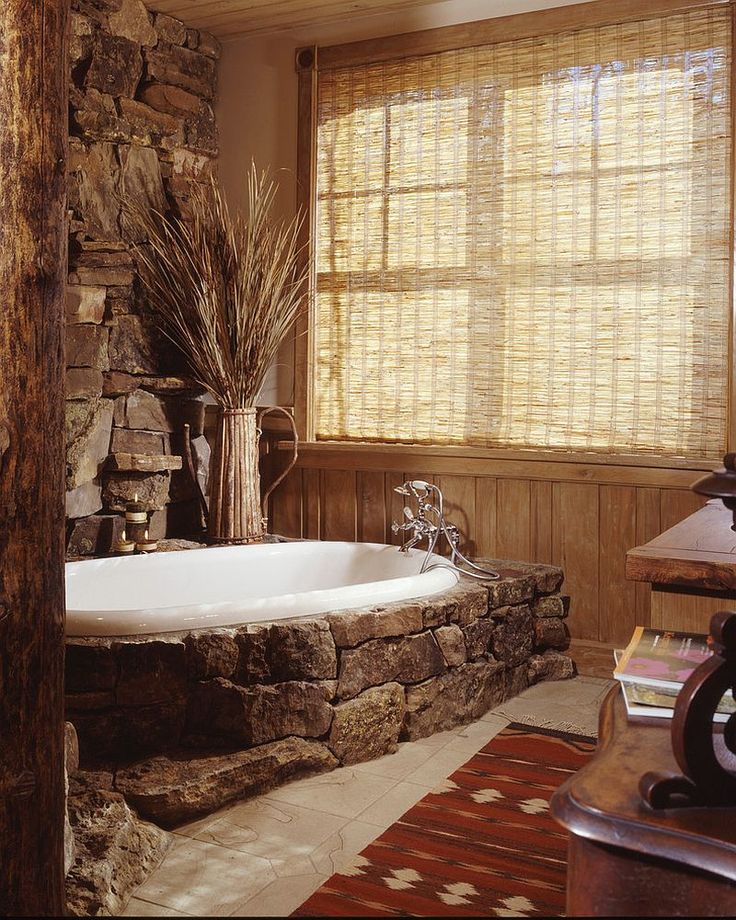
[290,463,706,642]
[357,471,385,542]
[496,479,531,561]
[530,480,553,564]
[598,485,637,646]
[437,475,477,554]
[635,487,661,627]
[270,469,302,539]
[552,482,600,640]
[660,489,706,532]
[322,470,357,540]
[475,478,497,558]
[385,472,405,544]
[302,468,321,539]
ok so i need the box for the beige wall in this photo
[216,0,583,404]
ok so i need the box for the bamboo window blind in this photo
[313,8,732,458]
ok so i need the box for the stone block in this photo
[491,604,534,667]
[337,631,446,700]
[504,664,530,699]
[534,616,571,651]
[66,368,104,400]
[487,576,536,610]
[105,285,135,317]
[67,514,125,556]
[527,650,576,684]
[65,787,172,916]
[118,97,182,145]
[66,325,109,370]
[107,452,182,472]
[234,625,272,683]
[195,31,221,59]
[115,737,338,827]
[66,640,118,692]
[70,10,95,67]
[186,678,333,746]
[402,660,506,740]
[269,621,337,681]
[103,372,139,398]
[108,0,157,47]
[114,638,187,706]
[85,32,143,98]
[462,619,495,660]
[66,480,103,518]
[111,427,169,454]
[433,624,467,667]
[185,631,239,680]
[115,390,205,436]
[108,315,179,376]
[153,12,187,46]
[66,397,114,490]
[172,147,213,179]
[329,683,405,765]
[184,102,217,156]
[326,602,423,648]
[70,87,133,144]
[70,141,120,240]
[102,470,171,512]
[422,579,488,628]
[533,595,569,618]
[118,145,167,240]
[67,285,106,324]
[139,83,201,117]
[144,43,217,100]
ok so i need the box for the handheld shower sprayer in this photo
[391,480,500,581]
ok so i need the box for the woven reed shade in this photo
[314,9,731,458]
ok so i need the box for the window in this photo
[310,6,731,460]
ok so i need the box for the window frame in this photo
[294,0,736,469]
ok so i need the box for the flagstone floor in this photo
[122,674,612,918]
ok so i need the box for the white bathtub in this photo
[65,541,459,637]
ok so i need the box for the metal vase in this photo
[207,407,264,544]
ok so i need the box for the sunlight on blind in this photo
[314,10,731,458]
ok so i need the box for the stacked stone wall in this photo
[66,562,575,825]
[65,0,219,554]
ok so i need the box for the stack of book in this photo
[613,626,735,722]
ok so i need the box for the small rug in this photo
[293,724,595,918]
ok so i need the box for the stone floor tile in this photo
[264,767,397,819]
[400,743,481,789]
[355,780,432,829]
[121,898,194,917]
[309,819,384,875]
[187,798,348,866]
[227,872,331,917]
[445,714,510,753]
[133,837,276,916]
[351,739,437,780]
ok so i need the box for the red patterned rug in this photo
[293,723,595,918]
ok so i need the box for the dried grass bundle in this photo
[130,165,305,408]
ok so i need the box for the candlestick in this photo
[135,529,158,554]
[125,492,149,543]
[112,530,135,555]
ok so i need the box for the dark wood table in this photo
[551,685,736,916]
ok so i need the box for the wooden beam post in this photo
[0,1,69,914]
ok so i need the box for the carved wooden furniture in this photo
[626,499,736,633]
[551,683,736,916]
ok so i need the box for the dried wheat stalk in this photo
[127,165,306,409]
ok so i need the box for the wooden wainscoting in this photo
[266,447,708,647]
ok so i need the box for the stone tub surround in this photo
[65,561,574,827]
[65,0,220,547]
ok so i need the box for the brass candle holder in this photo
[112,530,135,555]
[124,493,149,545]
[135,530,158,554]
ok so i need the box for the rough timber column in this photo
[0,0,69,914]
